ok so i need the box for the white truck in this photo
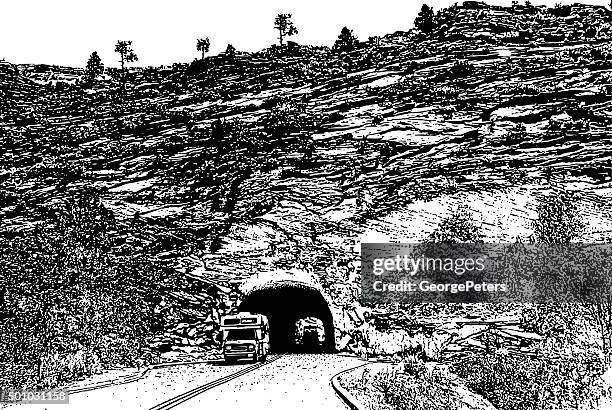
[221,312,270,363]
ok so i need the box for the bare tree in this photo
[274,13,298,47]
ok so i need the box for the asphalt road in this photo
[172,354,364,410]
[3,354,364,410]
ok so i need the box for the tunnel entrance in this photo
[239,283,335,353]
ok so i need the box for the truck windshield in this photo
[226,329,256,341]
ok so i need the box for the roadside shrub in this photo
[368,367,460,410]
[0,189,177,389]
[452,352,607,410]
[520,302,609,357]
[402,355,428,377]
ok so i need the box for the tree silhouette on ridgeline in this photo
[333,27,359,53]
[415,4,436,33]
[197,37,210,60]
[114,40,138,91]
[85,51,104,85]
[274,13,298,47]
[225,44,237,59]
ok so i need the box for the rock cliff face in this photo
[435,3,611,43]
[3,2,612,354]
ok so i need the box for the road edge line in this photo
[330,363,370,410]
[149,354,284,410]
[67,359,215,394]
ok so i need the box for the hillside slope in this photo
[2,1,612,356]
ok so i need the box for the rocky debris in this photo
[333,306,544,361]
[149,318,220,352]
[444,320,543,359]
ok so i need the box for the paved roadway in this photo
[3,354,364,410]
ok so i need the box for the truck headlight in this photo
[225,345,232,351]
[247,345,254,351]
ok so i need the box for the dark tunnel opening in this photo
[239,284,335,353]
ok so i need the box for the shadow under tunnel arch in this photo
[239,283,335,353]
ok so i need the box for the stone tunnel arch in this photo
[239,281,335,353]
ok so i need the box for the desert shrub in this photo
[520,302,608,356]
[429,205,483,243]
[402,355,428,377]
[261,97,319,143]
[532,190,585,243]
[368,366,460,410]
[504,122,527,145]
[548,117,591,134]
[446,60,475,80]
[14,106,40,126]
[378,77,433,104]
[26,159,85,184]
[433,85,460,101]
[371,369,398,404]
[509,83,542,95]
[0,127,21,152]
[0,188,178,389]
[560,45,612,66]
[208,119,267,156]
[244,196,276,219]
[452,352,607,410]
[549,4,572,17]
[0,90,15,121]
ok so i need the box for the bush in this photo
[429,205,483,243]
[378,78,433,104]
[0,189,177,389]
[261,97,319,143]
[367,366,460,410]
[504,123,527,145]
[532,190,585,243]
[448,60,475,79]
[452,352,607,410]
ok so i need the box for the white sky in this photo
[0,0,608,67]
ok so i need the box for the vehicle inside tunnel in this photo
[238,283,335,353]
